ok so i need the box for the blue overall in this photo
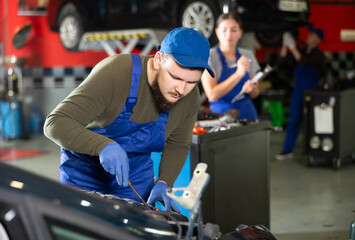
[209,47,258,120]
[60,54,169,202]
[282,60,320,153]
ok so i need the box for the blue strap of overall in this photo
[216,47,248,102]
[125,54,141,113]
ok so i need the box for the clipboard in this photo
[314,104,334,134]
[231,64,273,103]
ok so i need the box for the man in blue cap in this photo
[276,26,326,160]
[44,27,214,211]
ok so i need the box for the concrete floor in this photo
[1,130,354,240]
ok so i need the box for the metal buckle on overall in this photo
[125,97,137,113]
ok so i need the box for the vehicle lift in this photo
[78,28,169,56]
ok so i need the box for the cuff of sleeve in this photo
[97,140,115,155]
[157,178,173,187]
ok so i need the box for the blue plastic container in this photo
[29,106,44,135]
[0,100,24,139]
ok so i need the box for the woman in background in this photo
[201,12,260,120]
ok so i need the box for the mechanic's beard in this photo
[151,78,177,112]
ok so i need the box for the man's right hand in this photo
[147,181,180,212]
[99,142,130,187]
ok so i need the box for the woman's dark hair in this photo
[216,12,243,29]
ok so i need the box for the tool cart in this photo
[303,87,355,169]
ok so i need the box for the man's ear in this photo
[153,51,163,70]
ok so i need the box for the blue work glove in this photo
[99,142,130,187]
[147,181,180,212]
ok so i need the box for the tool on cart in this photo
[195,110,240,133]
[128,180,152,210]
[231,64,273,103]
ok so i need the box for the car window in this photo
[0,188,142,240]
[45,217,111,240]
[31,198,143,240]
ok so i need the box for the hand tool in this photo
[128,180,152,210]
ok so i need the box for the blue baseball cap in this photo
[308,26,324,41]
[158,27,215,78]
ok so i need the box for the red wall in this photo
[255,2,355,62]
[299,2,355,52]
[0,0,108,68]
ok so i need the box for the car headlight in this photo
[309,136,321,149]
[322,137,334,152]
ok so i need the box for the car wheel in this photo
[57,3,83,51]
[180,0,219,46]
[255,31,283,48]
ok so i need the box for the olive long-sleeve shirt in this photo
[44,54,200,187]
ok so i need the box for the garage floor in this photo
[1,129,354,239]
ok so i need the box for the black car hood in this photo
[0,162,182,239]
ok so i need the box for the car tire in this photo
[255,31,283,48]
[180,0,219,46]
[57,3,83,51]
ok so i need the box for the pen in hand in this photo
[229,58,252,69]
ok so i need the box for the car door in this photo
[133,0,172,28]
[106,0,171,30]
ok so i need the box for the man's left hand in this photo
[147,181,180,212]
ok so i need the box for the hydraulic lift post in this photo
[78,28,169,56]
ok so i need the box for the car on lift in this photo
[47,0,310,51]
